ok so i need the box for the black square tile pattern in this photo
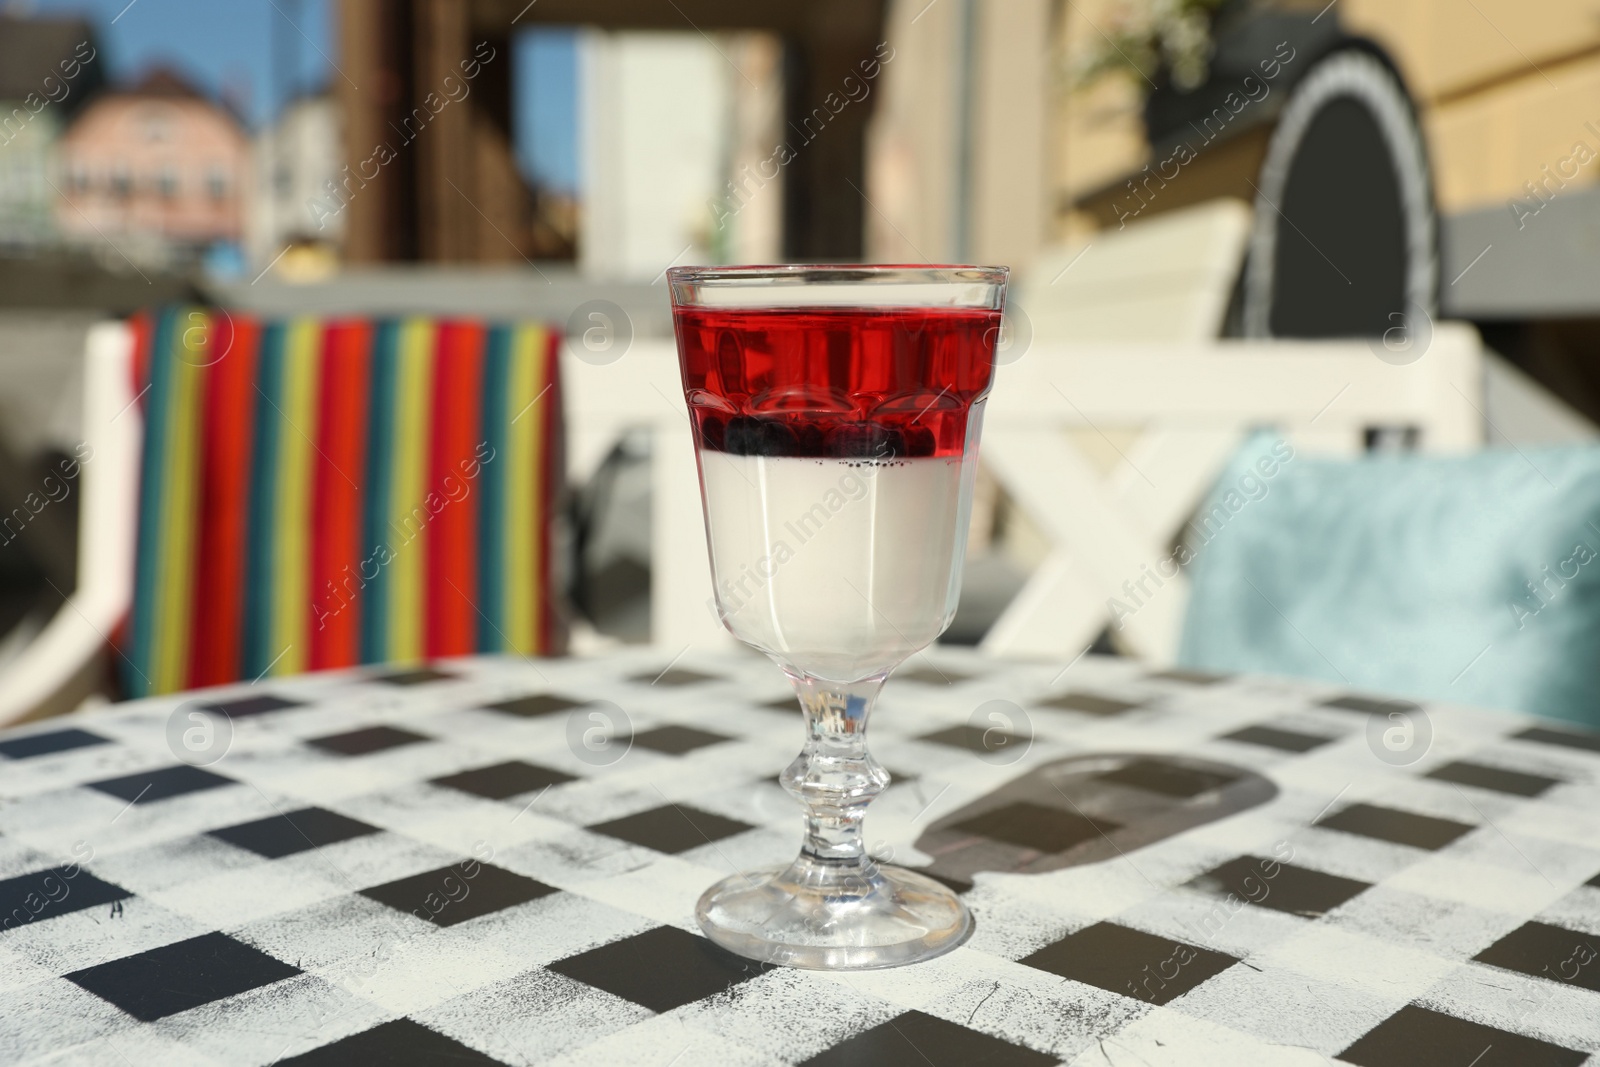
[800,1009,1056,1066]
[629,667,719,687]
[918,724,1025,759]
[1219,724,1337,753]
[951,801,1117,855]
[431,760,577,800]
[1037,691,1142,716]
[483,693,586,718]
[307,725,430,756]
[588,804,753,854]
[895,666,970,686]
[1097,757,1238,798]
[1147,668,1227,685]
[1189,856,1370,918]
[279,1018,506,1065]
[1316,803,1474,851]
[88,764,234,802]
[548,925,770,1012]
[1019,922,1237,1005]
[0,728,110,760]
[208,807,381,859]
[1473,921,1600,993]
[65,931,300,1021]
[0,866,131,927]
[200,693,302,719]
[1321,695,1422,715]
[370,667,455,686]
[361,862,557,927]
[1514,725,1600,754]
[1424,760,1560,797]
[1339,1004,1586,1067]
[630,724,732,755]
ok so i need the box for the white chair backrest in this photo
[562,343,733,654]
[1021,198,1252,345]
[0,322,140,725]
[978,327,1487,664]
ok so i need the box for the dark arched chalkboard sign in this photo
[1243,49,1437,340]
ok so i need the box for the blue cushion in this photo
[1176,434,1600,726]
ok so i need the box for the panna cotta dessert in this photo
[674,303,999,682]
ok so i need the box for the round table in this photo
[1,648,1597,1066]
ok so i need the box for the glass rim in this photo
[669,264,1008,310]
[667,264,1008,285]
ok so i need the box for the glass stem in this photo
[780,671,891,886]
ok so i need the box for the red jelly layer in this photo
[673,304,1001,459]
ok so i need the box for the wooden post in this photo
[338,0,417,262]
[412,0,474,261]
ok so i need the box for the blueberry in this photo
[902,425,937,457]
[826,422,906,459]
[725,416,799,456]
[792,422,826,456]
[697,414,726,451]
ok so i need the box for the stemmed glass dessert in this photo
[668,265,1006,969]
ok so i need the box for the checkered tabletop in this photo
[2,649,1598,1066]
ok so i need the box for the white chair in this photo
[560,341,733,656]
[1020,199,1253,345]
[978,327,1487,664]
[0,323,141,725]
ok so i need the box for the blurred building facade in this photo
[579,30,783,279]
[1045,0,1600,416]
[333,0,887,267]
[1054,0,1600,229]
[864,0,1052,269]
[0,15,104,249]
[54,69,249,267]
[0,107,64,250]
[248,92,343,269]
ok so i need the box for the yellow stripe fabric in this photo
[268,317,321,677]
[151,310,207,692]
[387,318,435,664]
[505,325,546,654]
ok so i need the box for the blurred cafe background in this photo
[1,0,1599,725]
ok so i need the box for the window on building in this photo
[156,165,179,199]
[206,165,229,200]
[140,106,173,143]
[110,165,132,198]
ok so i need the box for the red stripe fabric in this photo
[129,312,154,397]
[537,329,562,653]
[309,321,373,670]
[425,321,485,658]
[124,306,563,692]
[114,311,158,670]
[187,314,259,688]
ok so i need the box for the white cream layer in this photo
[698,451,973,681]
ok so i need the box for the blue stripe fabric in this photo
[477,326,510,651]
[126,308,179,698]
[240,322,285,681]
[359,321,399,665]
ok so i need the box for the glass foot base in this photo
[695,861,972,970]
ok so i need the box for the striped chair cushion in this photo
[123,307,564,698]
